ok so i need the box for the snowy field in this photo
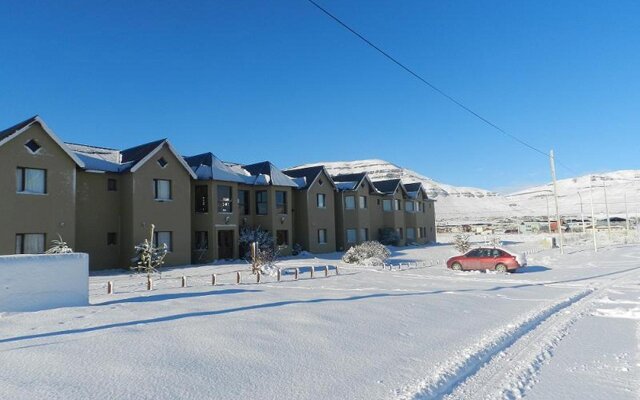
[1,235,639,399]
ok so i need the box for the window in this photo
[344,195,355,210]
[346,229,357,244]
[16,167,46,194]
[107,178,117,191]
[359,196,367,209]
[318,179,323,186]
[195,231,209,250]
[276,230,289,246]
[318,229,327,244]
[217,185,232,213]
[154,231,172,251]
[394,199,401,211]
[157,157,168,168]
[359,228,368,241]
[383,199,392,211]
[405,201,415,212]
[107,232,118,245]
[154,179,171,200]
[195,185,208,213]
[238,190,250,215]
[417,202,423,212]
[406,228,415,240]
[317,193,326,208]
[15,233,45,254]
[276,191,288,214]
[397,228,403,239]
[256,190,268,215]
[24,139,41,153]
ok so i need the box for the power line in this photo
[305,0,577,174]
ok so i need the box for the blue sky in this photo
[1,1,638,192]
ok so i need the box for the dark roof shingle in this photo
[0,115,38,142]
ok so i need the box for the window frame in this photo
[217,185,233,213]
[346,229,357,244]
[16,167,47,194]
[107,232,118,246]
[15,233,46,254]
[344,195,356,210]
[382,199,392,212]
[359,195,367,209]
[256,190,268,215]
[317,193,326,208]
[276,230,289,247]
[154,179,172,201]
[275,190,288,215]
[238,190,250,215]
[153,231,173,252]
[195,185,209,213]
[107,178,118,192]
[318,229,327,244]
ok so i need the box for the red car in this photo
[446,247,526,272]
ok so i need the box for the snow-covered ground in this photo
[1,235,639,399]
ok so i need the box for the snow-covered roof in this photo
[242,161,298,187]
[184,153,250,183]
[335,181,358,191]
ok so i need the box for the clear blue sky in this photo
[1,1,638,192]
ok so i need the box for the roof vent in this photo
[25,139,41,153]
[157,157,168,168]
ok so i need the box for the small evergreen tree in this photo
[453,233,471,254]
[131,224,168,277]
[239,226,279,274]
[45,234,73,254]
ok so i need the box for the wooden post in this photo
[212,274,217,286]
[310,266,314,278]
[236,271,241,284]
[181,276,187,288]
[107,281,113,294]
[257,271,261,283]
[335,266,339,275]
[295,268,299,280]
[324,265,329,277]
[147,276,153,291]
[277,269,281,282]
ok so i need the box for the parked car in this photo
[446,247,526,272]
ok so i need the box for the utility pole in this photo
[624,193,630,234]
[549,150,564,253]
[577,191,586,234]
[546,194,551,233]
[589,175,598,252]
[603,178,611,241]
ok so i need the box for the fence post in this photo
[310,266,314,278]
[181,276,187,288]
[277,269,281,282]
[336,265,339,275]
[295,268,299,280]
[212,274,216,286]
[236,271,241,284]
[107,281,113,294]
[324,265,329,277]
[147,277,153,291]
[257,271,261,283]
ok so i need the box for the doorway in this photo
[217,230,234,259]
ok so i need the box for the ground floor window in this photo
[195,231,209,250]
[346,229,357,244]
[276,230,289,247]
[406,228,415,240]
[318,229,327,244]
[107,232,118,245]
[397,228,403,239]
[15,233,45,254]
[154,231,173,251]
[359,228,368,242]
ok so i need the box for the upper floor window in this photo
[344,195,356,210]
[24,139,41,153]
[346,229,357,244]
[394,199,401,211]
[218,185,232,213]
[238,190,250,215]
[256,190,268,215]
[157,157,168,168]
[382,199,392,212]
[359,195,367,209]
[317,193,326,208]
[154,179,172,201]
[195,185,208,213]
[405,201,415,212]
[16,167,46,194]
[276,191,288,214]
[107,178,117,191]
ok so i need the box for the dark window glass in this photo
[107,232,118,245]
[256,191,268,215]
[217,185,232,213]
[195,185,208,213]
[107,178,117,191]
[276,191,287,214]
[238,190,250,215]
[276,230,289,246]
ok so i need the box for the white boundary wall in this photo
[0,253,89,312]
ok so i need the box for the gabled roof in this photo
[283,165,337,190]
[403,182,429,199]
[372,179,408,196]
[242,161,298,187]
[121,139,166,164]
[184,152,250,183]
[0,116,85,168]
[331,172,383,194]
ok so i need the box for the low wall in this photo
[0,253,89,312]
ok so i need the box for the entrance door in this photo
[218,230,234,259]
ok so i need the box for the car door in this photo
[476,248,495,270]
[464,249,483,269]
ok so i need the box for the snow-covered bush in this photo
[131,224,168,277]
[453,234,471,254]
[378,228,400,246]
[239,226,279,274]
[45,234,73,254]
[342,241,391,265]
[487,236,502,247]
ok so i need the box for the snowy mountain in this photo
[294,159,517,223]
[294,160,640,223]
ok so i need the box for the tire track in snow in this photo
[396,262,640,400]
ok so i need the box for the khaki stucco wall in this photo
[75,171,122,269]
[0,123,76,255]
[298,170,336,254]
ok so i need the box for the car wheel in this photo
[495,263,508,273]
[451,262,463,271]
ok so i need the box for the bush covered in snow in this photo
[342,241,391,266]
[453,234,471,254]
[239,226,279,274]
[45,235,73,254]
[378,228,400,246]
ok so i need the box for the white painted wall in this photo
[0,253,89,312]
